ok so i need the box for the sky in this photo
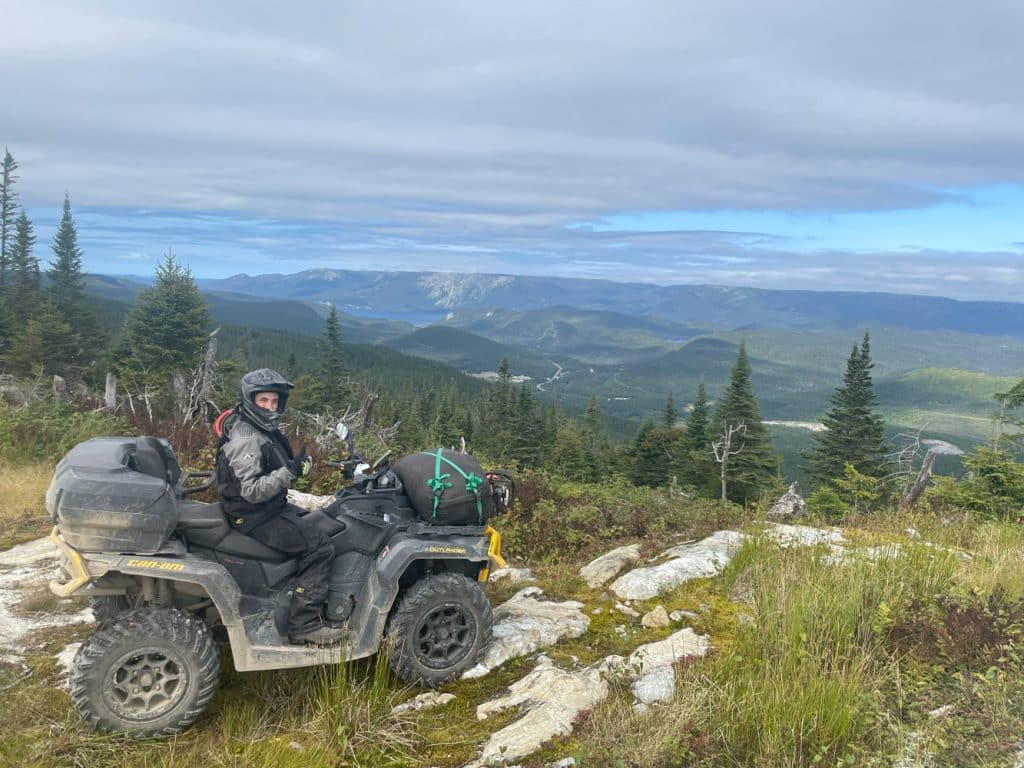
[3,1,1024,301]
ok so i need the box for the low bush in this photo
[0,401,133,465]
[499,470,747,563]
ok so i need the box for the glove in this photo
[288,455,313,478]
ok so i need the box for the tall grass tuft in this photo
[704,535,956,766]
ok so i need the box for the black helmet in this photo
[238,368,294,432]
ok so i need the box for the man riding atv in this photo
[216,368,341,646]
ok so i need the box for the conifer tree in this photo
[802,331,886,487]
[8,297,80,376]
[631,418,671,487]
[662,392,678,428]
[48,194,86,313]
[682,380,712,486]
[0,149,18,287]
[712,341,779,502]
[308,304,349,412]
[119,251,210,386]
[9,210,39,318]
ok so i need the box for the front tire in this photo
[70,607,220,738]
[386,572,492,686]
[88,595,134,624]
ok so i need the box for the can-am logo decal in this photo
[125,559,186,572]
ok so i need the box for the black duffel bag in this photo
[392,448,496,525]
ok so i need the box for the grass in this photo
[5,462,1024,766]
[0,462,55,549]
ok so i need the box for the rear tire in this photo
[386,573,492,686]
[70,607,220,738]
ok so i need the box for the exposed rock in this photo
[614,602,640,618]
[489,567,536,584]
[286,489,334,511]
[765,523,845,547]
[628,628,709,674]
[766,482,806,519]
[0,536,93,667]
[611,530,747,600]
[392,692,457,714]
[670,610,699,622]
[470,656,612,767]
[641,605,670,628]
[579,544,641,588]
[632,666,676,705]
[0,537,58,568]
[928,704,954,719]
[614,625,627,638]
[463,588,590,679]
[546,759,577,768]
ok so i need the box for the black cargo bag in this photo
[392,448,495,525]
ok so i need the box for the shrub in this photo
[0,401,133,465]
[928,445,1024,521]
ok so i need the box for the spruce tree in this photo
[803,331,886,487]
[9,210,39,318]
[48,194,86,313]
[683,380,712,487]
[8,297,80,376]
[631,418,671,488]
[712,341,779,502]
[308,304,349,412]
[0,149,18,287]
[662,392,678,428]
[119,251,210,385]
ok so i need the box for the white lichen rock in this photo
[632,666,676,705]
[579,544,641,588]
[488,567,536,585]
[286,489,334,511]
[764,523,846,547]
[628,628,710,674]
[765,482,806,520]
[392,691,457,714]
[462,588,590,679]
[611,530,747,600]
[470,656,613,767]
[641,605,671,628]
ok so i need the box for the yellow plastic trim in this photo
[485,525,506,570]
[48,526,92,598]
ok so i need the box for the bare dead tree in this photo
[181,328,220,426]
[712,422,746,503]
[104,372,118,411]
[880,425,965,509]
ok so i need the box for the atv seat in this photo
[177,500,291,562]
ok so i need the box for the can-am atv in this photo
[47,424,512,737]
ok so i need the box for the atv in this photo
[47,424,511,738]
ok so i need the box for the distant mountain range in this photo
[188,268,1024,339]
[88,268,1024,475]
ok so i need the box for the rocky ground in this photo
[1,519,973,767]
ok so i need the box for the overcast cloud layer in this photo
[3,1,1024,300]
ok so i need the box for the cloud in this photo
[5,2,1024,300]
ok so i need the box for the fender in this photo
[342,532,491,657]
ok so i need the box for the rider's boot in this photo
[289,621,344,646]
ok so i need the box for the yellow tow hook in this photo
[48,526,92,598]
[479,525,507,582]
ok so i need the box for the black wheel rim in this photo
[413,602,477,669]
[103,646,189,722]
